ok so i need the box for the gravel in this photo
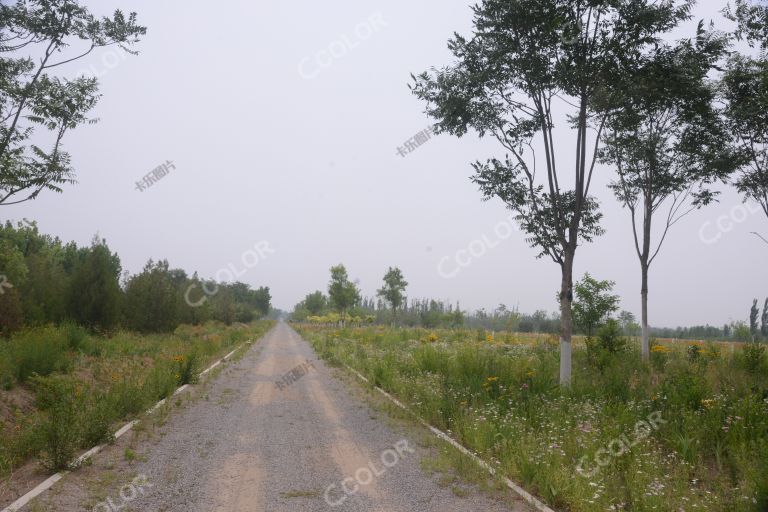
[32,322,531,512]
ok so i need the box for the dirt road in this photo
[32,322,530,511]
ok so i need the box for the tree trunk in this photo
[559,252,575,386]
[641,261,650,361]
[640,190,653,362]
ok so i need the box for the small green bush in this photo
[596,320,628,354]
[62,322,88,351]
[743,341,766,374]
[30,375,82,471]
[10,327,70,382]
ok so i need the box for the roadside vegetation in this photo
[299,323,767,511]
[0,223,276,476]
[0,320,274,475]
[292,266,768,511]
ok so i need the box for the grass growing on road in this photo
[298,324,768,512]
[0,320,274,474]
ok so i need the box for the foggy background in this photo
[4,0,766,327]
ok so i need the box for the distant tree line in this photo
[0,221,271,335]
[291,265,765,343]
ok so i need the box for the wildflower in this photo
[486,334,494,343]
[700,399,716,409]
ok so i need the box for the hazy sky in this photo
[4,0,767,327]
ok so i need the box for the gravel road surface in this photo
[31,322,531,512]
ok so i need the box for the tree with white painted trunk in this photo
[411,0,695,385]
[598,27,738,361]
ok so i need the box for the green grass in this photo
[0,320,274,474]
[297,324,768,512]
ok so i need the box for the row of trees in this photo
[411,0,768,384]
[291,264,766,346]
[571,272,768,344]
[291,264,460,328]
[0,221,271,334]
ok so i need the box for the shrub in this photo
[596,320,628,354]
[63,322,88,351]
[9,327,70,382]
[743,341,766,374]
[80,399,114,448]
[585,320,627,371]
[30,375,82,471]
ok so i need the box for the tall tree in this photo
[762,297,768,339]
[251,286,272,318]
[376,267,408,324]
[723,0,768,245]
[66,237,122,330]
[599,29,736,360]
[410,0,693,384]
[750,298,760,341]
[123,260,180,332]
[0,0,145,205]
[328,264,360,326]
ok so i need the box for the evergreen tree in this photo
[123,260,181,332]
[762,298,768,339]
[66,237,122,330]
[750,299,760,341]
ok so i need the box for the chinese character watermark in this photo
[135,160,176,192]
[396,126,436,158]
[275,359,316,391]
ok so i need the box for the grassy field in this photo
[298,324,768,512]
[0,320,274,475]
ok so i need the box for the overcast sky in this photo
[4,0,767,327]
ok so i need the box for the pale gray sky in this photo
[5,0,767,327]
